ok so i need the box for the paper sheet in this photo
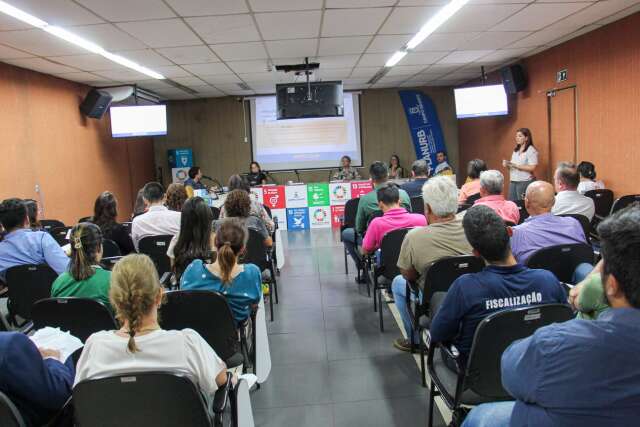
[29,327,84,362]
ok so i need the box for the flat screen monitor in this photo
[454,84,508,119]
[110,105,167,138]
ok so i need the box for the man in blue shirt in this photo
[463,205,640,427]
[430,205,566,368]
[0,198,69,281]
[183,166,207,193]
[400,160,429,198]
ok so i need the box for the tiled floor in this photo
[253,229,445,427]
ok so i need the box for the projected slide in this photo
[251,92,362,171]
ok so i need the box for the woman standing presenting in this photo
[504,128,538,201]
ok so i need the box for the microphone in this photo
[201,175,223,190]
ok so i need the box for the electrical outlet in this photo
[35,184,40,193]
[244,136,248,143]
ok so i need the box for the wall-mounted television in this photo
[110,105,167,138]
[454,84,508,119]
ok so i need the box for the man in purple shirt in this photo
[510,181,587,263]
[0,198,69,281]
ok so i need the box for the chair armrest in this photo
[211,372,233,414]
[19,321,34,335]
[159,272,174,288]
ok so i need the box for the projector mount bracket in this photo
[275,57,320,101]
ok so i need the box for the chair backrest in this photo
[5,264,58,322]
[514,199,529,224]
[526,243,594,283]
[100,256,123,271]
[159,290,240,362]
[611,194,640,215]
[32,297,118,342]
[73,372,212,427]
[558,214,591,243]
[423,255,485,304]
[210,206,220,220]
[138,235,174,277]
[465,193,481,205]
[40,219,65,232]
[121,222,132,236]
[78,216,93,223]
[465,303,574,398]
[584,189,613,218]
[0,391,25,427]
[366,209,383,227]
[50,226,71,245]
[410,196,424,215]
[342,198,360,229]
[102,239,121,258]
[262,204,272,219]
[378,228,411,281]
[241,228,270,271]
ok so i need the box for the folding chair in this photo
[611,194,640,215]
[138,235,174,284]
[526,243,594,285]
[40,219,65,233]
[211,206,221,221]
[31,298,117,342]
[102,239,121,258]
[340,197,360,276]
[77,216,93,223]
[558,214,591,244]
[584,189,613,220]
[242,229,278,321]
[427,304,574,427]
[121,222,132,236]
[50,226,71,246]
[5,264,57,326]
[100,256,123,271]
[0,391,25,427]
[410,196,424,215]
[514,199,529,224]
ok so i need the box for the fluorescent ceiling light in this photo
[386,51,408,67]
[0,0,165,80]
[406,0,470,50]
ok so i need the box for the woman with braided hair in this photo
[74,254,228,395]
[51,222,111,309]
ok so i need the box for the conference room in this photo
[0,0,639,426]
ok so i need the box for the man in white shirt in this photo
[131,182,181,251]
[551,162,595,221]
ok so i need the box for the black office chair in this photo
[610,194,640,215]
[210,206,221,220]
[372,228,411,332]
[340,197,360,275]
[160,290,244,370]
[40,219,65,232]
[409,255,484,386]
[584,189,613,220]
[0,391,25,427]
[5,264,57,326]
[465,193,481,205]
[558,214,591,244]
[50,226,71,246]
[427,304,574,427]
[77,216,93,223]
[121,222,132,236]
[526,243,594,284]
[102,239,121,258]
[242,228,278,321]
[138,235,173,280]
[74,371,234,427]
[514,199,529,224]
[32,298,117,342]
[100,256,123,271]
[410,196,425,215]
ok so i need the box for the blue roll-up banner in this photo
[398,90,447,174]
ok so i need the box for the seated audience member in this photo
[168,197,214,281]
[474,170,520,224]
[343,162,411,268]
[392,177,473,351]
[183,166,207,198]
[551,162,595,220]
[433,151,453,176]
[165,183,188,212]
[92,191,134,255]
[131,188,147,219]
[0,332,74,426]
[217,190,272,248]
[430,205,566,369]
[23,199,41,230]
[401,160,430,198]
[463,205,640,427]
[577,161,605,194]
[131,182,181,251]
[361,184,426,256]
[510,181,586,263]
[458,159,487,203]
[0,198,69,281]
[75,254,228,394]
[51,223,111,309]
[388,154,404,179]
[181,219,262,325]
[221,175,274,233]
[333,155,361,181]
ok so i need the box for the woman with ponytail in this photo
[74,254,228,395]
[51,223,112,309]
[181,218,262,324]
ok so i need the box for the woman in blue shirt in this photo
[181,218,262,324]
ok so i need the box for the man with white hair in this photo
[474,170,520,224]
[392,176,473,352]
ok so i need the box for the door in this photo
[547,86,578,181]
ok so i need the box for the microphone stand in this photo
[294,169,301,183]
[201,176,223,192]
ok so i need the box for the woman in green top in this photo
[51,223,111,310]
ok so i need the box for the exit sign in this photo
[557,69,568,82]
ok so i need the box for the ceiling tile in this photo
[385,64,428,76]
[135,79,175,90]
[48,54,122,71]
[225,60,270,74]
[424,64,465,73]
[265,39,317,58]
[250,83,277,94]
[491,3,593,31]
[343,77,370,84]
[63,24,147,51]
[367,35,410,53]
[216,87,254,96]
[75,0,176,21]
[408,71,448,80]
[0,44,34,59]
[315,54,360,69]
[114,49,174,66]
[94,68,151,81]
[428,80,460,86]
[506,26,572,48]
[315,67,354,80]
[357,53,391,67]
[255,11,321,40]
[322,8,391,37]
[464,31,533,50]
[249,0,322,12]
[437,50,494,63]
[4,57,80,74]
[0,29,85,56]
[210,42,268,61]
[436,4,528,32]
[596,1,640,25]
[0,14,31,31]
[318,36,371,56]
[551,0,639,29]
[165,0,248,16]
[412,32,480,51]
[117,19,200,48]
[192,87,226,97]
[327,0,395,6]
[238,72,280,83]
[402,51,449,65]
[350,66,382,78]
[154,65,191,78]
[9,0,104,26]
[186,14,260,44]
[54,71,109,83]
[155,45,219,64]
[201,75,242,84]
[379,6,441,35]
[182,62,232,75]
[166,76,206,87]
[473,47,531,63]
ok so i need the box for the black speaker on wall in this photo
[500,64,527,94]
[80,88,113,119]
